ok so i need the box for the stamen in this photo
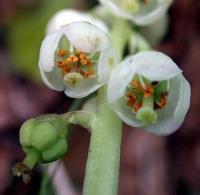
[57,61,65,68]
[79,53,86,60]
[139,75,146,89]
[142,85,154,98]
[57,49,67,57]
[80,59,88,65]
[132,80,140,89]
[81,70,95,78]
[126,92,137,107]
[56,47,96,79]
[134,102,142,112]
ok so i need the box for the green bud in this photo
[13,114,68,182]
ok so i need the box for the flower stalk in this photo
[83,86,122,195]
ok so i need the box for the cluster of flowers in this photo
[39,0,190,135]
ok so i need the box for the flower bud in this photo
[12,114,68,182]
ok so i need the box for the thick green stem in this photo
[83,87,122,195]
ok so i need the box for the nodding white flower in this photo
[98,0,173,25]
[46,9,108,34]
[108,51,191,135]
[39,21,119,98]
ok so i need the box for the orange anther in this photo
[81,70,94,78]
[132,80,140,89]
[142,85,154,98]
[79,53,86,59]
[63,66,71,74]
[80,59,87,65]
[57,61,65,68]
[86,60,93,67]
[57,49,67,57]
[126,92,137,107]
[134,102,142,112]
[157,95,167,108]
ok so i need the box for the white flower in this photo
[39,21,119,98]
[46,9,108,34]
[108,51,191,135]
[98,0,173,25]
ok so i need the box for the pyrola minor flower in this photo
[46,9,108,34]
[98,0,173,25]
[108,51,191,135]
[39,21,119,98]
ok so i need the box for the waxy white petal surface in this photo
[61,22,110,53]
[46,9,108,34]
[98,47,120,83]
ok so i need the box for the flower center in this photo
[120,0,150,13]
[125,75,169,125]
[55,35,98,86]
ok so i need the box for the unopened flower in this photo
[39,21,119,98]
[12,114,68,182]
[108,51,191,135]
[46,9,108,34]
[98,0,173,25]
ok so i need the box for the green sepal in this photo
[41,138,68,162]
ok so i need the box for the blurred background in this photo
[0,0,200,194]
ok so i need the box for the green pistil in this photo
[121,0,140,13]
[136,95,157,125]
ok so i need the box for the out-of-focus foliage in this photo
[7,0,72,82]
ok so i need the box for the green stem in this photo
[23,148,40,169]
[110,18,132,59]
[83,86,122,195]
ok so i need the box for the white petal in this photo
[144,74,190,135]
[39,31,62,72]
[64,77,103,98]
[39,64,65,91]
[62,21,110,53]
[46,9,108,34]
[110,98,143,127]
[107,56,136,103]
[98,47,120,84]
[174,76,191,124]
[132,0,172,25]
[132,51,182,81]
